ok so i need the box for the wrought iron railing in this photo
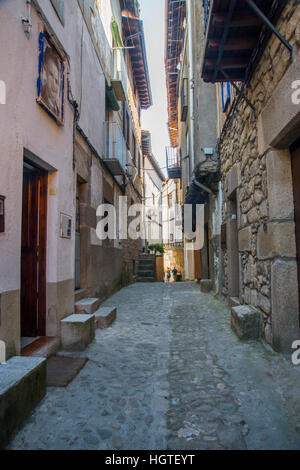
[203,0,211,35]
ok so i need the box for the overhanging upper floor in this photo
[202,0,290,83]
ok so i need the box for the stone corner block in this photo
[271,259,300,353]
[0,356,46,449]
[231,305,261,340]
[200,279,213,293]
[61,314,95,351]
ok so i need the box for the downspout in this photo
[186,0,195,181]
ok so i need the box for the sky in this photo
[139,0,169,173]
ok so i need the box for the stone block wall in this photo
[220,1,300,351]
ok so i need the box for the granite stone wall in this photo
[220,1,300,350]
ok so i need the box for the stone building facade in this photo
[204,0,300,353]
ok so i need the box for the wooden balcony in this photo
[202,0,288,83]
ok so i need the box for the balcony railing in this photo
[104,121,127,175]
[166,147,182,180]
[111,49,128,101]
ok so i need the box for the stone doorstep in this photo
[94,307,117,330]
[200,279,213,293]
[21,337,60,359]
[75,297,101,314]
[0,356,46,449]
[231,305,261,341]
[61,314,95,352]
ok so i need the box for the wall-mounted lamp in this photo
[22,1,32,39]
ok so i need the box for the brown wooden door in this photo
[291,141,300,316]
[21,164,47,337]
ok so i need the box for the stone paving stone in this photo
[7,282,300,450]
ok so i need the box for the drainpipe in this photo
[186,0,195,181]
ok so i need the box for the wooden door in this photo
[291,141,300,316]
[21,164,47,337]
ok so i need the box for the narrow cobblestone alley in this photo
[8,283,300,451]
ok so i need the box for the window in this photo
[122,102,130,147]
[221,82,231,112]
[50,0,65,25]
[133,259,136,276]
[138,152,142,177]
[132,132,136,164]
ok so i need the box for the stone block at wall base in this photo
[200,279,213,293]
[231,305,261,340]
[271,259,300,353]
[0,357,46,449]
[61,314,95,351]
[95,307,117,329]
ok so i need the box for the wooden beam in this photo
[209,37,258,50]
[205,57,250,69]
[212,12,262,27]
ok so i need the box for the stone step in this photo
[95,307,117,330]
[75,297,101,315]
[139,262,155,268]
[75,289,89,303]
[61,314,95,351]
[231,305,261,340]
[138,278,156,283]
[0,356,46,449]
[139,267,155,274]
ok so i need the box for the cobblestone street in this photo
[9,283,300,450]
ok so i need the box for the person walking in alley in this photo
[172,266,178,282]
[166,267,171,283]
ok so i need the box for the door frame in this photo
[21,159,48,337]
[291,138,300,318]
